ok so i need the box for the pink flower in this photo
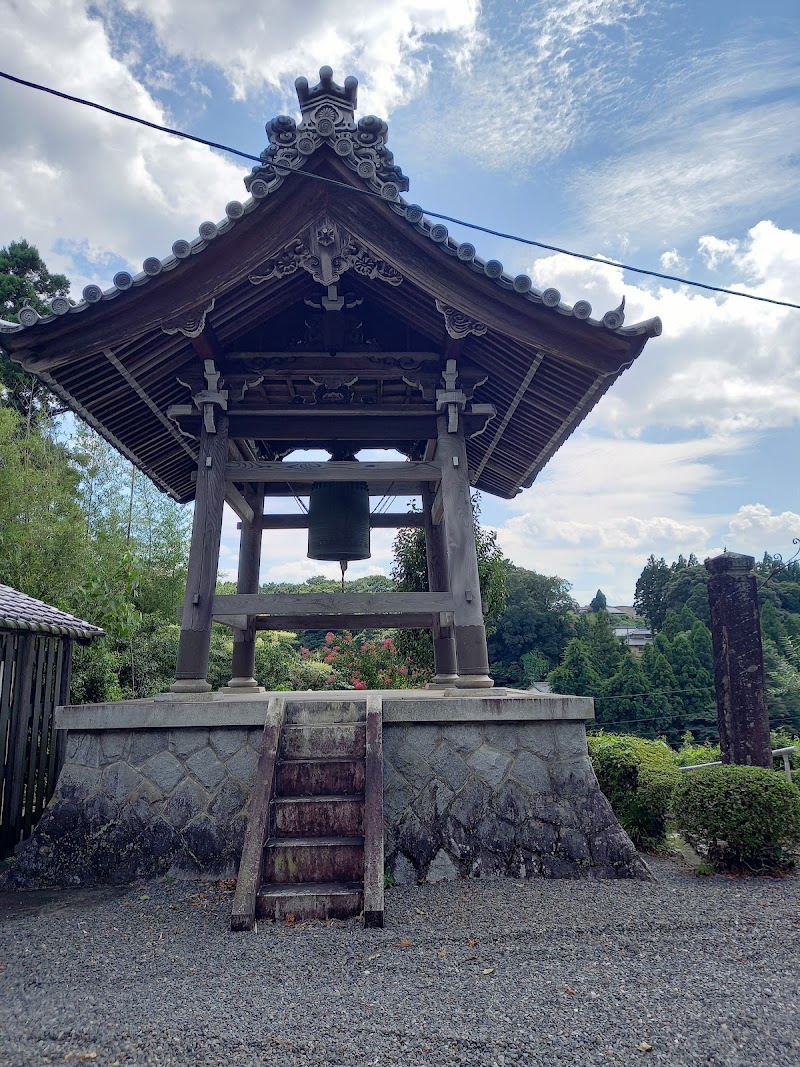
[323,653,335,664]
[399,666,408,675]
[382,637,394,650]
[300,647,310,659]
[353,680,367,690]
[326,674,336,685]
[325,632,335,645]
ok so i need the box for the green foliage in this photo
[674,733,722,767]
[548,639,601,697]
[391,496,509,674]
[674,765,800,871]
[587,733,682,849]
[0,240,70,420]
[70,642,124,704]
[520,649,549,685]
[587,610,625,678]
[589,588,607,612]
[597,655,653,732]
[489,566,576,687]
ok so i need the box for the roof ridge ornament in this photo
[245,66,409,201]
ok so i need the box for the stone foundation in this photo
[0,690,651,888]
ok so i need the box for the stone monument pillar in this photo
[704,551,772,767]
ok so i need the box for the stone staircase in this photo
[232,695,384,930]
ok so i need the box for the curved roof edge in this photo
[0,584,105,640]
[0,68,662,347]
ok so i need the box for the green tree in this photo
[665,632,717,741]
[634,555,671,631]
[488,566,576,687]
[0,240,70,420]
[588,610,626,679]
[548,639,602,698]
[589,588,607,612]
[391,496,509,673]
[596,655,651,732]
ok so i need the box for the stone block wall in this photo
[383,720,650,883]
[3,726,262,887]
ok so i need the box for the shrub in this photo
[675,733,722,768]
[674,765,800,872]
[587,733,682,850]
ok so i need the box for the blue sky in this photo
[2,0,799,603]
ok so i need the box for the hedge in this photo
[673,765,800,871]
[587,734,682,850]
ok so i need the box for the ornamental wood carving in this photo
[249,220,403,288]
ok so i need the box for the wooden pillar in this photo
[227,487,265,689]
[436,415,493,688]
[172,414,229,692]
[704,552,772,767]
[422,482,458,685]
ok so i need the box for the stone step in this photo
[275,758,366,798]
[263,836,365,884]
[281,723,366,761]
[256,882,363,922]
[273,795,364,837]
[285,700,366,726]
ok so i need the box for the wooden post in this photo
[704,551,772,767]
[172,414,230,692]
[436,415,493,688]
[226,486,265,689]
[422,482,458,686]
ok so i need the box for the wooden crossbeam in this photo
[212,611,453,632]
[225,461,440,484]
[213,592,456,617]
[245,512,424,530]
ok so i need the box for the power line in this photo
[2,68,799,313]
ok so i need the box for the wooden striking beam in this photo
[213,592,456,617]
[224,461,440,484]
[250,512,424,530]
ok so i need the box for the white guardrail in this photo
[680,746,796,783]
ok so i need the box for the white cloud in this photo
[726,505,800,553]
[659,249,686,272]
[0,0,244,292]
[573,39,800,242]
[103,0,481,117]
[417,0,656,169]
[698,235,739,270]
[526,221,800,439]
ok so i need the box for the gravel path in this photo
[0,855,798,1067]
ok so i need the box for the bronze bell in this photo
[307,480,371,562]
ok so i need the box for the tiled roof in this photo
[0,585,105,640]
[0,67,661,344]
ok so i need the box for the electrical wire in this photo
[2,69,799,312]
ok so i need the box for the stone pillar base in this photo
[454,675,494,689]
[427,675,460,688]
[169,678,212,694]
[219,682,266,694]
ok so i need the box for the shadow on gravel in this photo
[0,885,128,922]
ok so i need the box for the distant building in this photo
[613,626,653,652]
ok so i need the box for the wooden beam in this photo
[471,352,545,484]
[242,612,453,631]
[224,485,255,525]
[224,461,440,484]
[252,512,424,530]
[213,592,456,617]
[224,351,442,373]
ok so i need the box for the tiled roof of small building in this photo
[0,585,105,640]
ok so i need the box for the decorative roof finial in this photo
[245,67,409,199]
[295,66,359,118]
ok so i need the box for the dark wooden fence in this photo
[0,630,72,858]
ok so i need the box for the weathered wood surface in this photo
[253,512,424,531]
[230,487,264,685]
[214,592,456,618]
[225,461,441,485]
[231,696,286,931]
[224,351,442,371]
[1,633,69,859]
[224,484,255,526]
[173,414,230,686]
[362,693,385,928]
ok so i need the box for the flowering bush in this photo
[315,631,430,690]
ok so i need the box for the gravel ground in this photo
[0,855,798,1067]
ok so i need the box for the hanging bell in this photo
[307,480,371,562]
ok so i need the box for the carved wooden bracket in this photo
[162,298,216,339]
[434,299,488,340]
[249,220,403,289]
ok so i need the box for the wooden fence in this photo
[0,630,72,858]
